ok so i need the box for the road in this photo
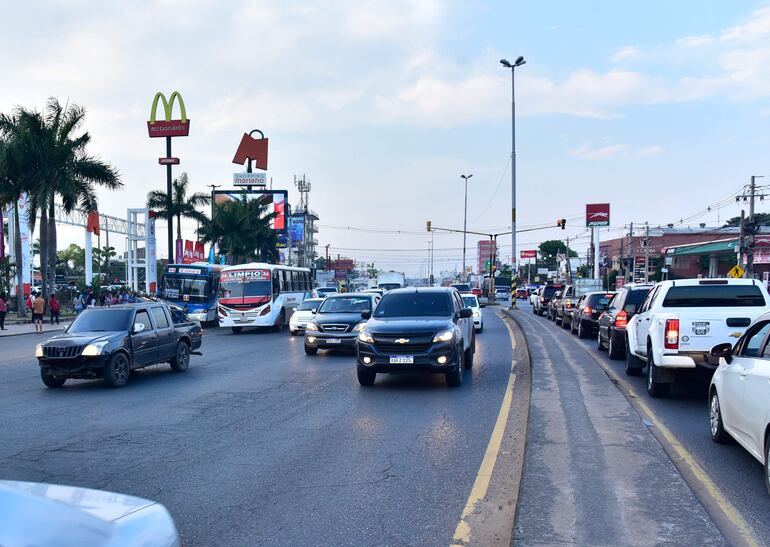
[1,309,513,546]
[513,298,770,546]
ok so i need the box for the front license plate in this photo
[326,338,341,344]
[390,356,414,364]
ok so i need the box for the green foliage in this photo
[538,240,578,270]
[724,213,770,227]
[315,256,328,271]
[147,172,210,240]
[0,257,16,295]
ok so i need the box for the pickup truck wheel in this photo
[709,391,730,443]
[104,353,130,388]
[464,340,474,370]
[40,368,66,388]
[446,348,464,387]
[170,341,190,372]
[304,344,318,356]
[231,327,242,334]
[646,347,670,397]
[608,332,623,360]
[357,367,376,386]
[624,341,643,376]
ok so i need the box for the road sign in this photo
[520,250,537,259]
[158,157,180,165]
[233,172,267,186]
[459,273,468,282]
[727,264,745,278]
[586,203,610,227]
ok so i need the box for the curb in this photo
[0,326,68,338]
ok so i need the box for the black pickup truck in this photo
[36,302,203,388]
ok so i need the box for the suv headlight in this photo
[358,331,374,343]
[306,322,318,332]
[433,329,454,343]
[352,322,367,332]
[82,340,109,356]
[35,344,43,358]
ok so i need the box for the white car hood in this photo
[292,310,316,321]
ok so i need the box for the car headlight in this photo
[35,344,43,358]
[433,329,454,343]
[358,331,374,343]
[352,322,367,332]
[82,341,109,356]
[306,322,318,332]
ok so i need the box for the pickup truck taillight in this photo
[615,311,627,328]
[665,319,679,349]
[259,305,272,316]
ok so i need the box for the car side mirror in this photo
[311,309,317,314]
[624,304,637,314]
[459,308,473,319]
[710,342,733,365]
[361,311,372,320]
[133,322,146,334]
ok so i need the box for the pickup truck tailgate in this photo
[678,314,753,352]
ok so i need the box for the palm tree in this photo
[146,173,210,251]
[197,195,277,264]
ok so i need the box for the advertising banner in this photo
[146,215,157,294]
[18,194,31,296]
[214,189,288,248]
[520,250,537,259]
[176,239,184,264]
[586,203,611,227]
[290,216,305,246]
[233,172,267,186]
[181,240,205,264]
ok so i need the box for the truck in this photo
[377,271,405,292]
[625,278,770,397]
[554,279,604,327]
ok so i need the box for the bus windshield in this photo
[220,269,272,301]
[163,276,208,301]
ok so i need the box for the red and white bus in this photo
[217,263,312,333]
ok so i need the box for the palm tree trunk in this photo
[48,199,57,298]
[12,200,26,318]
[39,203,49,304]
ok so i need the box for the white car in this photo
[461,294,484,333]
[709,312,770,495]
[289,298,325,335]
[313,287,338,298]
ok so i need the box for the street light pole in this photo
[500,56,525,285]
[460,174,473,273]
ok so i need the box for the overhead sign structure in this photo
[232,130,269,171]
[586,203,611,227]
[727,264,745,279]
[520,250,537,259]
[147,91,190,137]
[234,172,267,187]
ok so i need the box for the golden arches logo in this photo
[147,91,190,137]
[149,91,187,124]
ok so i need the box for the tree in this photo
[724,213,770,227]
[197,195,277,264]
[315,256,328,271]
[147,172,210,244]
[538,239,578,271]
[92,245,115,275]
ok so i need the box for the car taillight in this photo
[614,310,627,328]
[260,305,272,316]
[583,306,592,314]
[665,319,679,349]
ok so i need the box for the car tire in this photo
[624,341,643,376]
[40,368,66,388]
[170,341,190,373]
[103,353,130,388]
[446,348,464,387]
[231,327,242,334]
[477,324,483,333]
[465,340,474,370]
[357,367,376,386]
[709,391,730,444]
[764,436,770,497]
[608,331,623,360]
[646,346,670,397]
[304,344,318,356]
[596,331,606,351]
[275,309,285,332]
[290,330,299,336]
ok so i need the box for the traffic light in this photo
[556,218,566,230]
[429,274,435,285]
[426,220,432,232]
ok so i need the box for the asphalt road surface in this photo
[514,298,770,546]
[1,310,512,546]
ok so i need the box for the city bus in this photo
[217,263,312,333]
[161,263,223,323]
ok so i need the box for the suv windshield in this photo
[662,284,766,307]
[68,309,132,332]
[543,286,562,298]
[318,296,372,313]
[297,299,323,311]
[375,292,452,318]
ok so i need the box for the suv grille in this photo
[43,346,84,358]
[320,324,349,333]
[373,334,434,354]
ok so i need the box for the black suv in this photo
[596,283,654,361]
[304,293,380,355]
[534,284,563,316]
[570,291,615,338]
[36,303,202,388]
[355,287,475,387]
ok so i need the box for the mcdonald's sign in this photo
[147,91,190,138]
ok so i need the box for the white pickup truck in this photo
[625,278,770,397]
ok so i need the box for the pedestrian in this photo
[73,292,83,315]
[49,293,61,325]
[86,289,96,308]
[32,292,46,334]
[0,292,7,330]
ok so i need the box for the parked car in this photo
[597,283,654,360]
[0,480,180,546]
[355,287,475,387]
[534,284,563,316]
[304,293,380,355]
[461,293,484,332]
[570,291,615,338]
[709,313,770,495]
[626,278,770,397]
[36,303,202,388]
[546,290,563,321]
[289,298,325,335]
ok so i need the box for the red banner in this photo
[520,250,537,259]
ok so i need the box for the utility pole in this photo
[644,222,650,283]
[739,209,745,276]
[325,244,330,271]
[565,237,572,282]
[627,222,633,281]
[460,174,473,272]
[593,226,601,281]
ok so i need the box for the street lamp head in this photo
[461,174,473,181]
[500,58,512,68]
[515,56,525,66]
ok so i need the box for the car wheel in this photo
[275,309,285,332]
[40,368,66,388]
[290,330,299,336]
[596,331,606,351]
[532,306,537,315]
[357,367,376,386]
[446,347,464,387]
[170,341,190,372]
[646,346,670,397]
[464,340,474,370]
[104,353,130,388]
[608,331,623,360]
[764,436,770,497]
[304,344,318,356]
[231,327,242,334]
[624,340,643,376]
[477,324,484,333]
[709,391,730,443]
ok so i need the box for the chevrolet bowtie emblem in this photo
[395,338,410,344]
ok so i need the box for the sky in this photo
[4,0,770,277]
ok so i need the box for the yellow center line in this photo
[450,313,517,546]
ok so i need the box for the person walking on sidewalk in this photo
[73,292,83,315]
[0,292,7,330]
[49,293,61,325]
[32,292,46,334]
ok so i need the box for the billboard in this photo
[290,216,305,246]
[586,203,610,227]
[214,189,288,247]
[520,250,537,259]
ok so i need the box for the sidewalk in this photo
[0,320,71,337]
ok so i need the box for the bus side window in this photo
[303,272,309,291]
[291,271,297,292]
[273,274,280,296]
[282,270,290,292]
